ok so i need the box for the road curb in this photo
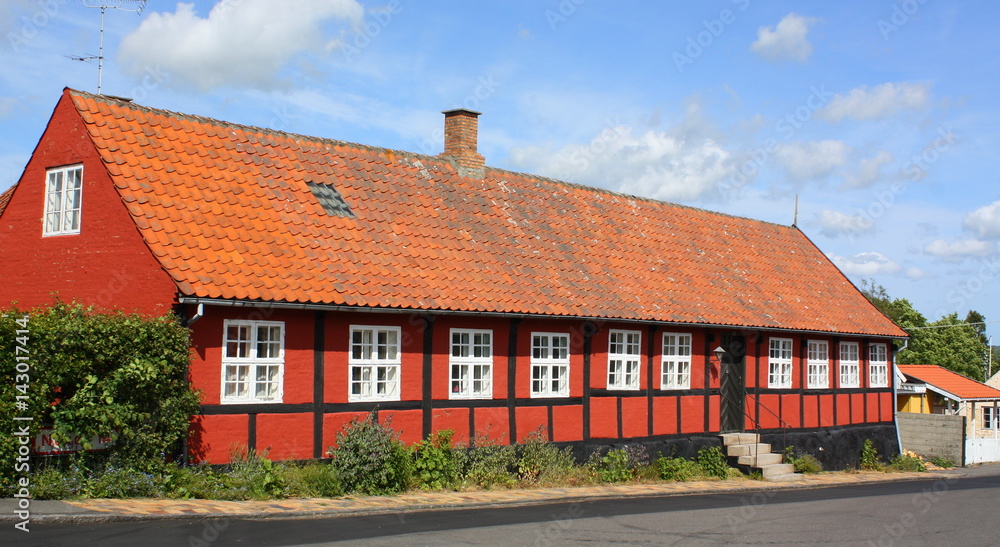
[0,470,962,525]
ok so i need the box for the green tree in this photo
[900,313,987,381]
[860,279,927,329]
[860,281,988,381]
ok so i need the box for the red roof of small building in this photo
[898,364,1000,401]
[0,185,14,217]
[63,88,906,336]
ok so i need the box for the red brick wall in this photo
[0,90,177,314]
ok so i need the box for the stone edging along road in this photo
[1,468,971,524]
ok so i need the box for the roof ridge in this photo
[69,88,794,231]
[68,88,454,165]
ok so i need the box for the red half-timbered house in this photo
[0,89,907,467]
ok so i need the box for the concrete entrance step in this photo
[726,443,772,457]
[720,433,804,482]
[720,432,760,446]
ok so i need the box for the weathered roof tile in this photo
[67,89,905,336]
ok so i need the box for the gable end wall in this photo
[0,92,177,314]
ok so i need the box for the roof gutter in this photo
[177,296,908,340]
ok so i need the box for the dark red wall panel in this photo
[803,394,819,428]
[758,394,781,429]
[551,405,583,442]
[852,393,866,424]
[383,409,423,445]
[707,394,720,432]
[515,406,548,443]
[322,412,369,451]
[621,397,649,438]
[819,394,835,427]
[256,413,312,460]
[652,396,678,436]
[590,397,618,438]
[781,393,801,429]
[680,396,704,434]
[189,414,247,464]
[432,407,471,444]
[473,407,510,445]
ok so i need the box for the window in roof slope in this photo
[306,181,354,218]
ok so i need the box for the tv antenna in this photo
[71,1,148,95]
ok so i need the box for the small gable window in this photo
[44,165,83,236]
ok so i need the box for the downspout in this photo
[893,339,909,456]
[181,302,203,466]
[185,302,204,327]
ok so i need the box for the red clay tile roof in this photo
[898,364,1000,401]
[67,88,906,337]
[0,185,14,217]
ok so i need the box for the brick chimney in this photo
[440,108,485,178]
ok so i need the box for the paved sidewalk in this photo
[0,467,976,524]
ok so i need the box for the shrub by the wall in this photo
[329,412,412,495]
[414,430,458,490]
[0,302,199,485]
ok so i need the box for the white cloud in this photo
[774,140,849,183]
[844,151,893,189]
[964,200,1000,239]
[829,252,902,276]
[813,210,873,238]
[750,13,819,63]
[508,112,738,202]
[905,267,934,280]
[924,238,997,261]
[818,82,931,122]
[118,0,364,91]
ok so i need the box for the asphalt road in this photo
[5,473,1000,546]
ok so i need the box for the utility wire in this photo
[903,320,999,331]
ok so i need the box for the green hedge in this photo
[1,302,200,485]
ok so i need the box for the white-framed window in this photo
[840,341,860,388]
[349,326,401,402]
[984,407,999,430]
[450,329,492,399]
[531,333,570,398]
[221,320,284,403]
[768,338,793,388]
[608,330,641,390]
[661,333,692,389]
[43,165,83,236]
[807,340,830,389]
[869,343,889,387]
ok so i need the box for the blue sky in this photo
[2,0,999,335]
